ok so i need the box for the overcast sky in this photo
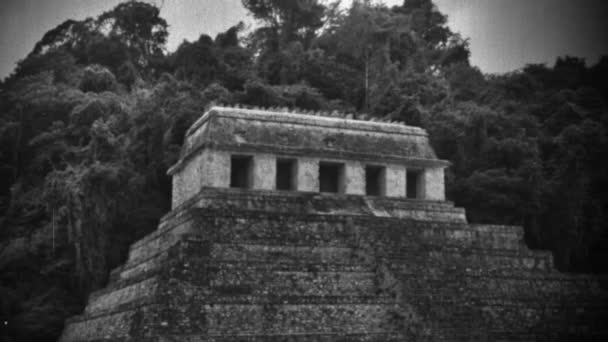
[1,0,607,79]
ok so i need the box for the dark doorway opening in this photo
[319,162,344,193]
[230,155,253,189]
[406,170,422,199]
[276,159,297,191]
[365,165,386,196]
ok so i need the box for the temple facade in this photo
[168,106,447,207]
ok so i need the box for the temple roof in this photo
[169,106,448,175]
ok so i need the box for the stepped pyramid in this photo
[60,106,608,341]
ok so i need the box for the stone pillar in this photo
[344,161,365,195]
[385,164,406,198]
[422,167,445,200]
[253,154,276,190]
[171,149,230,208]
[297,158,319,192]
[172,152,203,208]
[201,149,230,188]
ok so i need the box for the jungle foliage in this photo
[0,1,607,340]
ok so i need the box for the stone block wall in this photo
[422,167,445,200]
[296,157,319,192]
[344,161,365,195]
[252,153,275,190]
[385,164,406,198]
[172,149,230,207]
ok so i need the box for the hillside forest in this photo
[1,1,607,340]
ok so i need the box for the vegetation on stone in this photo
[0,0,607,340]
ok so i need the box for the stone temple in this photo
[60,106,607,341]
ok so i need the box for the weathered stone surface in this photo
[385,164,406,198]
[344,160,365,195]
[174,107,440,167]
[422,167,445,200]
[172,149,230,208]
[296,157,319,192]
[252,153,276,190]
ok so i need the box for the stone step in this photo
[133,206,200,250]
[92,264,380,314]
[181,210,530,253]
[61,332,406,342]
[386,247,554,272]
[126,209,466,258]
[66,301,400,341]
[165,187,467,222]
[209,243,363,265]
[120,211,530,277]
[76,292,398,323]
[114,243,179,282]
[199,258,375,277]
[125,226,187,265]
[88,249,381,314]
[177,303,399,336]
[112,237,555,294]
[85,275,159,314]
[206,265,378,297]
[113,238,371,283]
[60,306,139,342]
[106,245,174,284]
[285,243,547,268]
[174,332,406,342]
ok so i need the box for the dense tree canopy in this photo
[1,1,607,340]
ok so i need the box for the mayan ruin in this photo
[59,106,608,341]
